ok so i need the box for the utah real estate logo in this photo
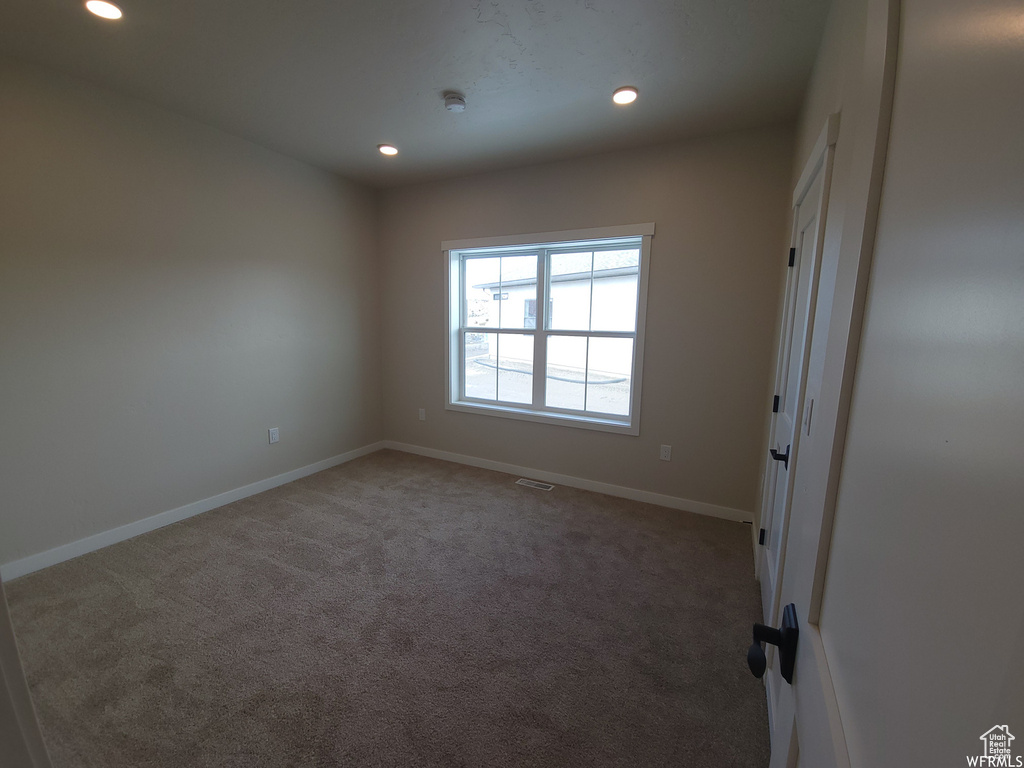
[968,726,1022,767]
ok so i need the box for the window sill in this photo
[445,400,639,436]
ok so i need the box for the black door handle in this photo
[747,603,799,685]
[769,444,790,470]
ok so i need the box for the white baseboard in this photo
[382,441,752,524]
[0,442,387,581]
[3,439,751,581]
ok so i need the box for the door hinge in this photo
[788,247,796,267]
[772,395,780,413]
[758,528,766,546]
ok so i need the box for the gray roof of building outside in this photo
[473,265,638,291]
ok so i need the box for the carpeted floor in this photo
[6,450,769,767]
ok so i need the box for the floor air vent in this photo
[516,478,555,491]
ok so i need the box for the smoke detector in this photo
[444,91,467,112]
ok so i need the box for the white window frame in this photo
[444,223,654,435]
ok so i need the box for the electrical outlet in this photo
[268,428,279,444]
[659,444,672,461]
[418,408,426,421]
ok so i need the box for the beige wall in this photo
[751,0,871,546]
[0,61,382,566]
[379,127,794,514]
[793,0,867,180]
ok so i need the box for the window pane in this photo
[549,252,592,331]
[499,255,537,329]
[497,334,533,404]
[500,254,537,281]
[545,335,587,411]
[585,337,633,415]
[464,332,497,400]
[593,248,640,272]
[465,257,500,328]
[590,270,638,332]
[550,251,593,276]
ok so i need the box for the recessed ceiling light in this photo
[85,1,123,19]
[612,86,638,105]
[378,144,398,156]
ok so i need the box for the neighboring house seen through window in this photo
[445,224,653,434]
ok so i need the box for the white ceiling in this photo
[0,0,830,187]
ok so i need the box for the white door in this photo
[764,148,849,766]
[765,482,850,768]
[0,576,52,768]
[758,118,836,631]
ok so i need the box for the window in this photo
[445,224,654,434]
